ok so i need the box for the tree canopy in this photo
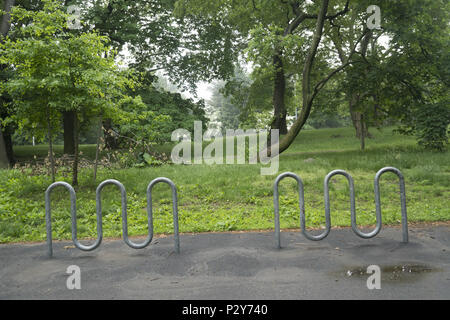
[1,0,448,177]
[0,0,155,183]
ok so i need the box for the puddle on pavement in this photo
[331,264,442,283]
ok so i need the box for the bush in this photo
[415,102,450,151]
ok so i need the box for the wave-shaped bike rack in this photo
[45,177,179,257]
[45,167,408,256]
[273,167,408,248]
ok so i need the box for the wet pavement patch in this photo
[332,264,442,283]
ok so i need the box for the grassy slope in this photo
[1,126,449,243]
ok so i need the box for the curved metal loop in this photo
[302,173,332,241]
[273,172,304,248]
[375,167,408,243]
[147,177,180,253]
[97,179,153,249]
[325,169,381,239]
[45,181,102,257]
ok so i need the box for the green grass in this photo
[1,126,449,243]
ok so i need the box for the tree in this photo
[176,0,352,135]
[274,0,362,154]
[326,0,450,150]
[0,0,15,167]
[127,75,209,144]
[0,0,145,184]
[326,1,374,142]
[178,0,449,154]
[68,0,240,149]
[175,0,353,141]
[208,80,241,131]
[218,65,296,130]
[267,0,449,154]
[372,0,450,150]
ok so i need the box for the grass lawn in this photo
[1,126,449,243]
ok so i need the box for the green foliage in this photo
[137,152,164,167]
[0,0,174,184]
[220,66,280,129]
[307,108,351,129]
[0,0,144,140]
[74,0,239,89]
[114,94,171,147]
[384,0,450,151]
[132,83,208,142]
[414,102,450,151]
[335,0,450,150]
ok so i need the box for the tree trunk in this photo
[349,93,370,139]
[63,110,76,155]
[0,131,9,168]
[0,0,16,167]
[274,0,330,155]
[47,109,55,182]
[351,31,372,143]
[360,114,365,151]
[372,94,382,127]
[0,104,14,165]
[93,115,103,181]
[3,129,14,163]
[72,112,79,186]
[351,111,370,139]
[0,0,15,37]
[270,53,288,134]
[102,118,119,150]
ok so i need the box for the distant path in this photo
[1,223,449,299]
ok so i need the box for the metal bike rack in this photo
[45,177,179,257]
[274,167,408,248]
[45,168,407,256]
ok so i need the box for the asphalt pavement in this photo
[0,223,449,299]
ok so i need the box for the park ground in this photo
[0,126,449,243]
